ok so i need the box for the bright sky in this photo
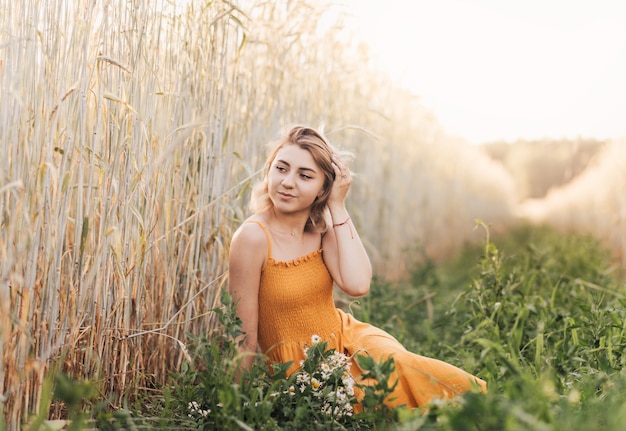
[339,0,626,144]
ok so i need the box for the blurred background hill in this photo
[481,138,607,200]
[478,137,625,270]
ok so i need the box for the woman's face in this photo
[267,143,326,215]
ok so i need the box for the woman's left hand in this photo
[329,154,352,205]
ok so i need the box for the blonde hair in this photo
[251,125,350,233]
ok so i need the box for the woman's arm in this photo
[228,221,267,371]
[322,155,372,297]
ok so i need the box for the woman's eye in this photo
[300,174,312,180]
[276,166,286,172]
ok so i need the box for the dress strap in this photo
[245,220,272,259]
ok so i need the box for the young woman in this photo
[228,125,486,409]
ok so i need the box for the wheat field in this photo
[1,0,623,427]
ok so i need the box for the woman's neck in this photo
[269,209,308,237]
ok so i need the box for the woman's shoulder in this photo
[231,215,270,249]
[229,216,270,271]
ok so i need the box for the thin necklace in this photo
[271,209,300,237]
[269,222,297,237]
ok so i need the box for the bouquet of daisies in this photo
[292,335,357,418]
[270,334,359,427]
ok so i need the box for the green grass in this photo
[353,222,626,430]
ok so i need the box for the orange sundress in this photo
[250,221,487,409]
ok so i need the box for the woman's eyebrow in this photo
[276,159,318,173]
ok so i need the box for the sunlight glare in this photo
[340,0,626,144]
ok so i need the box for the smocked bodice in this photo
[257,248,342,367]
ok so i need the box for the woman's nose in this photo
[282,172,295,187]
